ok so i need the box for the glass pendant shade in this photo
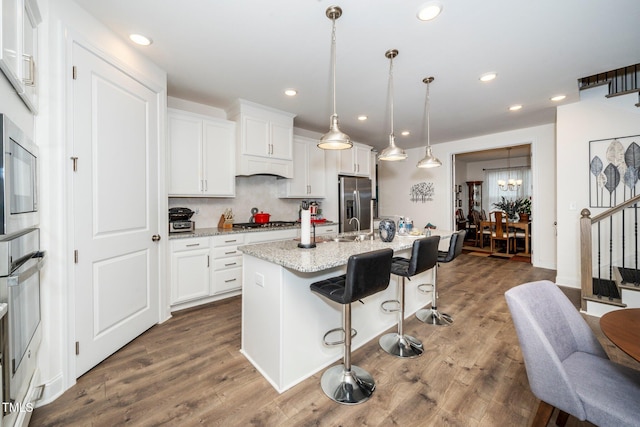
[378,49,407,162]
[417,76,441,168]
[318,6,351,150]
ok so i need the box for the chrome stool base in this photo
[416,308,453,326]
[320,365,375,405]
[379,332,424,358]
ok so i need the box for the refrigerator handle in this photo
[354,190,360,223]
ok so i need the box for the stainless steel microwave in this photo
[0,114,39,236]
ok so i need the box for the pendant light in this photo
[318,6,352,150]
[378,49,407,161]
[417,77,442,168]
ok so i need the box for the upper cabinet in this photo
[227,99,296,178]
[168,109,236,197]
[338,142,372,177]
[279,135,326,198]
[0,0,40,113]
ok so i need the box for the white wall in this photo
[556,86,640,287]
[377,123,556,269]
[37,0,167,404]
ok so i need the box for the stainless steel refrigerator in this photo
[339,176,372,233]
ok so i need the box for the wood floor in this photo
[30,254,639,427]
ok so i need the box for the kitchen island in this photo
[238,232,451,393]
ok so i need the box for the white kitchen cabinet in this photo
[170,237,211,304]
[211,234,244,295]
[338,143,372,177]
[227,99,296,178]
[168,109,235,197]
[0,0,40,113]
[278,136,326,198]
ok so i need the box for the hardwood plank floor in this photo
[30,254,639,426]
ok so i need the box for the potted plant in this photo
[517,197,531,223]
[492,196,527,222]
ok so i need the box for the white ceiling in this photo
[72,0,640,153]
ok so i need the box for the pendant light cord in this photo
[425,80,431,149]
[389,54,395,137]
[330,17,337,116]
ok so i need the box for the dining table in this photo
[479,219,531,254]
[600,308,640,362]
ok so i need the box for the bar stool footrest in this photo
[417,283,434,294]
[380,299,400,313]
[323,327,357,346]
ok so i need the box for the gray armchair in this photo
[505,280,640,427]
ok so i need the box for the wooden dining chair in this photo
[490,211,516,254]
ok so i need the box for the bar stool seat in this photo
[416,230,466,326]
[310,248,394,405]
[379,236,440,358]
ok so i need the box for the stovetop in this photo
[232,221,298,230]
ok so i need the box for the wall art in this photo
[589,134,640,207]
[410,182,434,203]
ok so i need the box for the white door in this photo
[72,43,160,377]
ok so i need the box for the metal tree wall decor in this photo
[589,135,640,207]
[410,182,434,202]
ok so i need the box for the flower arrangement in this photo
[518,197,532,215]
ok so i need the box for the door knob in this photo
[152,235,161,242]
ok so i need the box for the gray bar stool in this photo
[310,248,394,405]
[379,236,440,358]
[416,230,466,326]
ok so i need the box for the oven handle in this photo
[7,251,46,288]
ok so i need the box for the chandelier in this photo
[498,147,522,191]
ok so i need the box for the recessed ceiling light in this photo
[479,72,497,82]
[550,94,566,102]
[401,131,410,136]
[509,105,523,111]
[357,115,368,121]
[417,2,443,21]
[129,34,152,46]
[284,89,297,96]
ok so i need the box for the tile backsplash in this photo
[169,175,307,228]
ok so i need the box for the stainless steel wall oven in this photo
[0,114,39,237]
[0,228,45,420]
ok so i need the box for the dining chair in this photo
[489,210,515,254]
[505,280,640,427]
[470,210,488,247]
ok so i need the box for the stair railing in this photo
[580,193,640,311]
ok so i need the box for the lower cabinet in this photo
[170,237,211,305]
[171,231,301,311]
[211,234,244,295]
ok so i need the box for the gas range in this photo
[232,221,298,230]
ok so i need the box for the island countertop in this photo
[238,231,450,273]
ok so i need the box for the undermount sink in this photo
[329,237,356,243]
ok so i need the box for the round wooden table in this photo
[600,308,640,362]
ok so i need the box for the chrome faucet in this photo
[348,217,360,232]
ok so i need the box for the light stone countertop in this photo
[238,231,451,273]
[168,222,336,240]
